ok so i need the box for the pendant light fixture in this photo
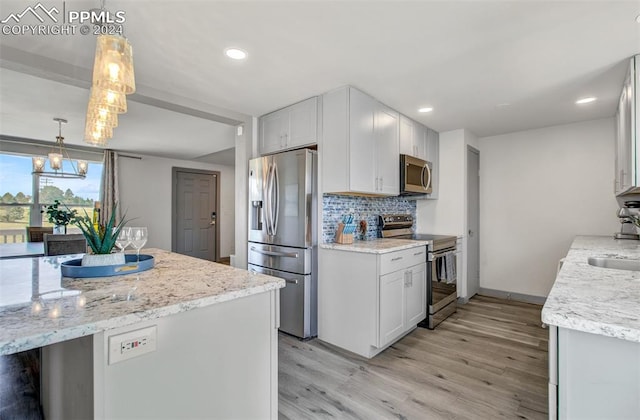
[84,0,135,146]
[33,118,88,179]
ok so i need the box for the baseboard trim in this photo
[477,288,547,305]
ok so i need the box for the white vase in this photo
[81,253,126,267]
[53,225,66,234]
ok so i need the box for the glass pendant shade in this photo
[89,86,127,114]
[92,35,135,94]
[86,104,118,128]
[77,160,88,176]
[32,156,46,173]
[84,117,113,146]
[48,152,63,170]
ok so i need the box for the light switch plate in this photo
[108,325,157,365]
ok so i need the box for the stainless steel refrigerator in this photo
[247,148,317,339]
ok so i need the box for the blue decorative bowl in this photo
[61,254,154,278]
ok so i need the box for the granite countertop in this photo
[541,236,640,343]
[0,248,285,355]
[320,238,430,254]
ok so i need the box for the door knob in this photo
[468,230,473,237]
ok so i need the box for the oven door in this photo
[428,249,457,313]
[401,154,432,195]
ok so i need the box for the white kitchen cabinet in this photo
[399,115,427,160]
[259,96,318,156]
[615,55,639,195]
[318,245,427,358]
[549,326,640,419]
[322,86,399,196]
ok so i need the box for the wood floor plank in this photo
[279,295,548,420]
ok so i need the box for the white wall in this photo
[479,118,618,297]
[119,154,235,258]
[416,129,477,299]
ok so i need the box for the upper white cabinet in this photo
[399,115,427,160]
[399,114,440,199]
[322,87,399,196]
[615,55,639,196]
[259,97,319,156]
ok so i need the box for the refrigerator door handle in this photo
[250,246,299,259]
[264,163,274,235]
[272,162,280,236]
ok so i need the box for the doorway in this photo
[172,168,220,262]
[466,147,480,298]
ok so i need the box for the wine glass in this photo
[129,227,148,262]
[114,227,131,253]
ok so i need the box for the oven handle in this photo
[429,249,456,262]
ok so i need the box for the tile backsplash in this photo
[322,194,416,243]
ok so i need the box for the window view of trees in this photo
[0,153,103,243]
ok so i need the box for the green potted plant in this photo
[41,200,77,234]
[73,203,129,267]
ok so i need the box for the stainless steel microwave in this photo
[400,154,432,195]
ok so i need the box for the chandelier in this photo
[84,2,135,146]
[32,118,88,179]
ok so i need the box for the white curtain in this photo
[100,149,119,224]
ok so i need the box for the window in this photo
[0,153,103,243]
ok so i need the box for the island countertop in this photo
[541,236,640,343]
[320,238,430,254]
[0,249,285,355]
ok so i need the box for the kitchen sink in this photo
[588,257,640,272]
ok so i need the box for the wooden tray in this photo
[61,254,154,278]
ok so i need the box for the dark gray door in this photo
[467,147,480,297]
[175,170,216,261]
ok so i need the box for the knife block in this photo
[335,223,353,244]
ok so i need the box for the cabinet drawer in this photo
[379,246,426,275]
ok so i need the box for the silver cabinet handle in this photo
[250,246,298,258]
[413,251,424,256]
[284,278,298,285]
[391,256,403,262]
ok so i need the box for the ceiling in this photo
[0,0,639,160]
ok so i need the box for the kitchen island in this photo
[0,249,285,419]
[541,236,640,419]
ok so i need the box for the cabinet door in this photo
[260,110,287,155]
[378,269,405,347]
[405,263,427,326]
[288,97,318,149]
[349,88,377,193]
[375,103,399,195]
[399,115,414,156]
[413,123,427,160]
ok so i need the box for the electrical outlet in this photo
[108,325,157,365]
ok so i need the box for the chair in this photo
[26,227,53,243]
[43,234,87,256]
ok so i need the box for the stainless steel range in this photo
[379,214,458,329]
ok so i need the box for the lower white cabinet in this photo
[319,245,427,358]
[549,326,640,419]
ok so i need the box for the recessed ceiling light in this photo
[575,97,597,105]
[418,107,433,113]
[224,48,247,60]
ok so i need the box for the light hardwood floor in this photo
[279,295,548,420]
